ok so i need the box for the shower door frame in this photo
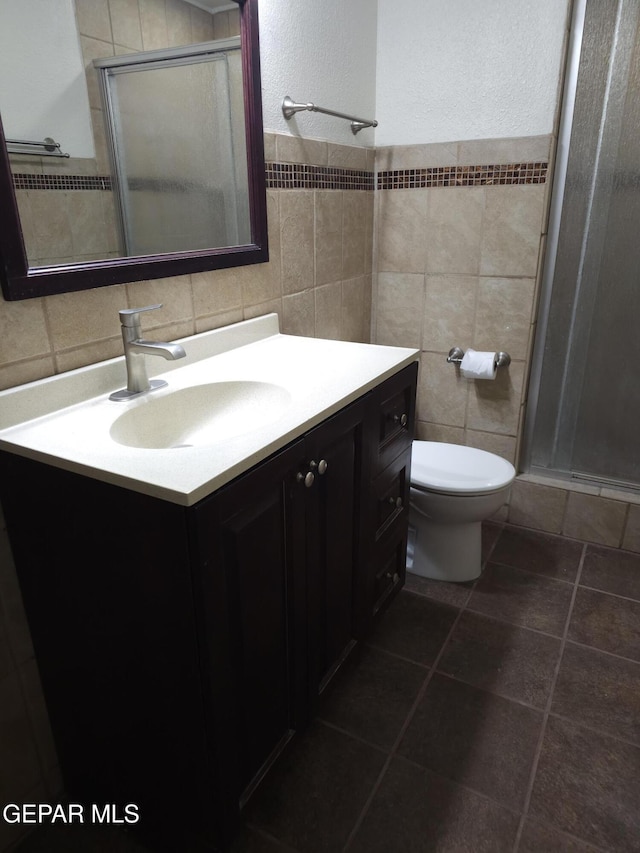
[522,0,640,491]
[95,37,245,258]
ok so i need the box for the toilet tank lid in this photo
[411,441,516,494]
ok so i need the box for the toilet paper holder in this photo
[447,347,511,368]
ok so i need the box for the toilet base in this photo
[407,518,482,582]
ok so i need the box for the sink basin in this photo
[110,381,291,449]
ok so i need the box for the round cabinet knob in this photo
[393,413,408,427]
[385,571,400,584]
[310,459,328,475]
[297,471,315,488]
[388,496,403,509]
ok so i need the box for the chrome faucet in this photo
[109,304,186,401]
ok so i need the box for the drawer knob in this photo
[297,471,315,488]
[393,413,408,427]
[385,571,400,584]
[388,496,403,509]
[310,459,328,475]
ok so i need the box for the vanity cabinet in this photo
[0,362,417,848]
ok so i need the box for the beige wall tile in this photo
[480,185,545,277]
[165,0,192,46]
[376,190,428,273]
[415,422,465,444]
[315,191,343,286]
[563,493,627,547]
[243,299,282,324]
[263,133,277,162]
[328,144,369,171]
[474,277,535,361]
[343,227,367,280]
[622,505,640,553]
[315,282,342,340]
[192,269,243,317]
[125,275,194,326]
[80,35,115,112]
[375,142,458,172]
[508,479,568,533]
[375,272,424,349]
[279,191,315,295]
[190,5,214,41]
[282,291,314,337]
[195,308,244,333]
[426,187,484,275]
[418,351,468,428]
[276,136,328,167]
[466,360,525,435]
[109,0,143,50]
[27,192,74,260]
[342,276,370,343]
[0,358,55,392]
[44,285,127,350]
[465,429,517,465]
[458,136,552,165]
[139,0,169,49]
[0,299,51,363]
[75,0,113,40]
[423,275,477,353]
[55,337,123,373]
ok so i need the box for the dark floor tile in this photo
[491,525,583,581]
[569,587,640,661]
[468,563,574,636]
[368,590,458,666]
[404,571,474,607]
[581,545,640,601]
[552,642,640,745]
[482,521,504,560]
[231,824,299,853]
[438,611,561,707]
[13,824,152,852]
[317,645,425,750]
[397,673,543,810]
[244,720,386,853]
[349,756,520,853]
[518,819,606,852]
[529,715,640,851]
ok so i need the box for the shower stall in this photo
[524,0,640,493]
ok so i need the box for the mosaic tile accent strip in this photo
[377,162,547,190]
[266,162,374,191]
[12,173,113,191]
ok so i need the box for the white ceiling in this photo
[185,0,233,11]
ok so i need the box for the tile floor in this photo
[14,523,640,852]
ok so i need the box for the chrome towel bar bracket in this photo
[282,95,377,135]
[447,347,511,368]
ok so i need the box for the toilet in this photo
[407,441,515,582]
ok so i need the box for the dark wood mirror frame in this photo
[0,0,267,302]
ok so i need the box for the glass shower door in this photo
[99,44,250,256]
[527,0,640,490]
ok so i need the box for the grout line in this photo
[576,582,640,605]
[545,709,640,751]
[563,636,640,666]
[341,604,469,852]
[511,541,588,853]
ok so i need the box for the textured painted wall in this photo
[258,0,378,147]
[375,0,570,145]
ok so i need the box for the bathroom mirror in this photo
[0,0,267,301]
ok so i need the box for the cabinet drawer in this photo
[372,528,407,617]
[374,363,417,473]
[371,448,411,541]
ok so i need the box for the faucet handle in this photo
[119,304,163,328]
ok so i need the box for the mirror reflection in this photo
[0,0,246,269]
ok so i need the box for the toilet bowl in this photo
[407,441,515,582]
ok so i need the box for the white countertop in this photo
[0,315,418,506]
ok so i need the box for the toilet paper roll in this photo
[459,349,497,380]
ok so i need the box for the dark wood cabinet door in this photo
[304,400,366,700]
[189,439,307,810]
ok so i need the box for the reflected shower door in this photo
[528,0,640,490]
[101,46,249,256]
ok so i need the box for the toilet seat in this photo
[411,441,515,496]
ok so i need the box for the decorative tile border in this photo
[377,162,547,190]
[266,162,374,191]
[12,173,113,191]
